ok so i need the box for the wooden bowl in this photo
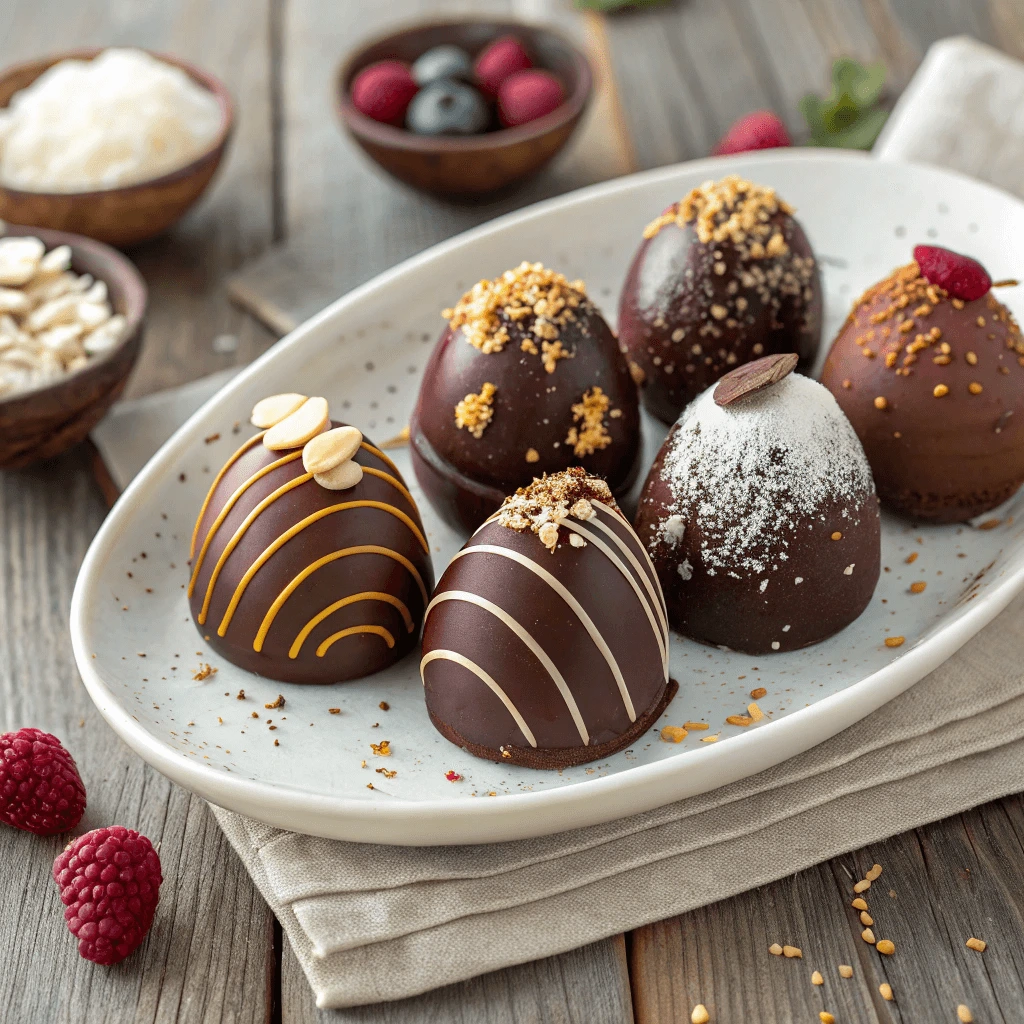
[337,20,592,198]
[0,49,234,247]
[0,225,146,469]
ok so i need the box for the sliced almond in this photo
[314,459,362,491]
[303,425,363,474]
[252,393,309,430]
[263,396,328,449]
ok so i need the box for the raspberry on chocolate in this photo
[351,60,418,126]
[474,35,532,98]
[0,727,86,836]
[497,70,565,128]
[53,826,163,966]
[913,244,992,302]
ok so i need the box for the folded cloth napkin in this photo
[91,35,1024,1009]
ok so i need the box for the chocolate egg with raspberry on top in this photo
[617,175,823,424]
[410,261,642,533]
[821,245,1024,523]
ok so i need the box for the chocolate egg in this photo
[821,259,1024,523]
[188,400,434,684]
[410,261,642,532]
[618,175,822,424]
[421,469,676,769]
[635,357,880,654]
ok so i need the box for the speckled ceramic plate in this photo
[71,151,1024,845]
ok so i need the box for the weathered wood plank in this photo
[281,932,633,1024]
[631,796,1024,1024]
[0,2,279,1021]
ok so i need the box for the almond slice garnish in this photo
[263,397,329,450]
[251,393,308,429]
[303,425,362,474]
[314,459,363,491]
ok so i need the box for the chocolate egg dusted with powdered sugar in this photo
[634,356,880,654]
[410,261,642,533]
[187,394,434,684]
[618,175,822,424]
[421,468,676,769]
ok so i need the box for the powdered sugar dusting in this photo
[657,374,873,575]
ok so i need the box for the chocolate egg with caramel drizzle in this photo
[421,468,676,769]
[187,395,434,684]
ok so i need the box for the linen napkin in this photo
[91,35,1024,1008]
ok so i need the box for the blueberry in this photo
[411,45,473,87]
[406,81,489,136]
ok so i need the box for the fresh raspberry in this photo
[475,35,532,98]
[351,60,418,126]
[913,244,992,301]
[712,110,791,156]
[0,728,86,836]
[53,826,163,966]
[497,70,565,128]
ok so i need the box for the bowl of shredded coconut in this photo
[0,48,233,246]
[0,224,146,469]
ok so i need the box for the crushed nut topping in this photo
[496,467,615,537]
[454,381,496,438]
[443,261,587,370]
[644,176,794,256]
[566,386,615,457]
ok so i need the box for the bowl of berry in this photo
[337,20,592,198]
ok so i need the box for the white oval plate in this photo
[71,151,1024,845]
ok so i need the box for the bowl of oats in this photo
[0,224,146,469]
[0,48,233,246]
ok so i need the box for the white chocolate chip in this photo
[251,392,308,429]
[314,459,362,491]
[303,425,363,475]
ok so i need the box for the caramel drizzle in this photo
[254,545,428,653]
[197,472,313,624]
[450,544,636,722]
[189,432,265,560]
[425,589,590,744]
[188,451,304,599]
[216,500,429,637]
[317,624,395,656]
[290,592,413,659]
[420,649,538,748]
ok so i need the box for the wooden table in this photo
[3,2,1024,1021]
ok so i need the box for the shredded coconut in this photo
[656,374,873,577]
[0,49,223,192]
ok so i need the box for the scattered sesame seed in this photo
[933,383,949,397]
[811,970,824,986]
[885,636,905,648]
[876,939,895,955]
[879,983,893,1001]
[861,927,876,944]
[690,1005,710,1024]
[838,965,853,979]
[965,937,986,952]
[783,945,803,958]
[768,943,783,956]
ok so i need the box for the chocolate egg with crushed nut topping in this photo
[821,255,1024,523]
[410,261,642,532]
[618,175,822,424]
[187,396,434,683]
